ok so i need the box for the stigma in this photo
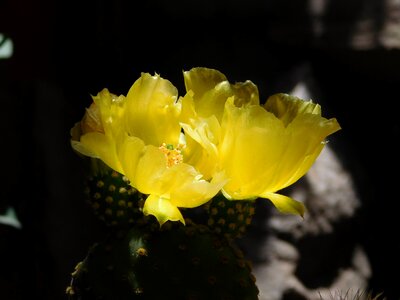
[159,143,185,167]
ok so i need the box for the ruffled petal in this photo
[264,93,321,126]
[183,67,227,100]
[193,81,237,121]
[92,88,126,137]
[231,80,260,106]
[183,67,260,121]
[179,92,220,179]
[166,166,227,208]
[179,132,217,180]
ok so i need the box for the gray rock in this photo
[241,145,370,300]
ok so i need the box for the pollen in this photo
[159,143,185,168]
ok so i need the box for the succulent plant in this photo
[83,158,148,228]
[67,67,343,300]
[67,223,259,300]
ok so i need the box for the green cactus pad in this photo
[84,158,148,227]
[205,194,256,239]
[67,224,259,300]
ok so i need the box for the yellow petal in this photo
[268,113,341,190]
[179,92,221,179]
[125,73,181,146]
[264,93,321,126]
[180,119,219,173]
[70,122,82,142]
[80,132,124,174]
[179,91,197,125]
[219,99,287,198]
[183,67,227,100]
[134,145,167,195]
[81,103,103,134]
[143,194,185,225]
[193,81,237,120]
[71,89,126,171]
[180,132,217,180]
[231,80,260,106]
[220,94,341,200]
[70,139,96,158]
[261,192,305,217]
[165,165,227,208]
[70,122,95,157]
[116,135,146,187]
[92,88,125,137]
[183,67,260,121]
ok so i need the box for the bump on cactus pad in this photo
[205,194,256,239]
[84,159,148,228]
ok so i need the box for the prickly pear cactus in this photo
[67,224,259,300]
[83,158,149,228]
[205,194,256,239]
[68,156,261,299]
[68,155,260,299]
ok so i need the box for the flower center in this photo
[159,143,185,168]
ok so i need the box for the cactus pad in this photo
[67,224,259,300]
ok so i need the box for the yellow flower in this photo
[71,72,226,225]
[71,67,341,222]
[179,67,259,179]
[70,88,126,174]
[181,68,341,217]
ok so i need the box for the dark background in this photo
[1,0,399,299]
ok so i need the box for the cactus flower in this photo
[180,68,341,217]
[71,73,226,225]
[71,67,341,223]
[71,89,126,174]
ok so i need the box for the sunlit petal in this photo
[117,135,146,187]
[143,194,185,225]
[183,68,260,121]
[71,67,341,223]
[261,192,305,217]
[183,67,227,100]
[125,73,181,146]
[264,93,321,126]
[165,165,227,208]
[220,98,286,198]
[80,132,123,174]
[134,145,167,195]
